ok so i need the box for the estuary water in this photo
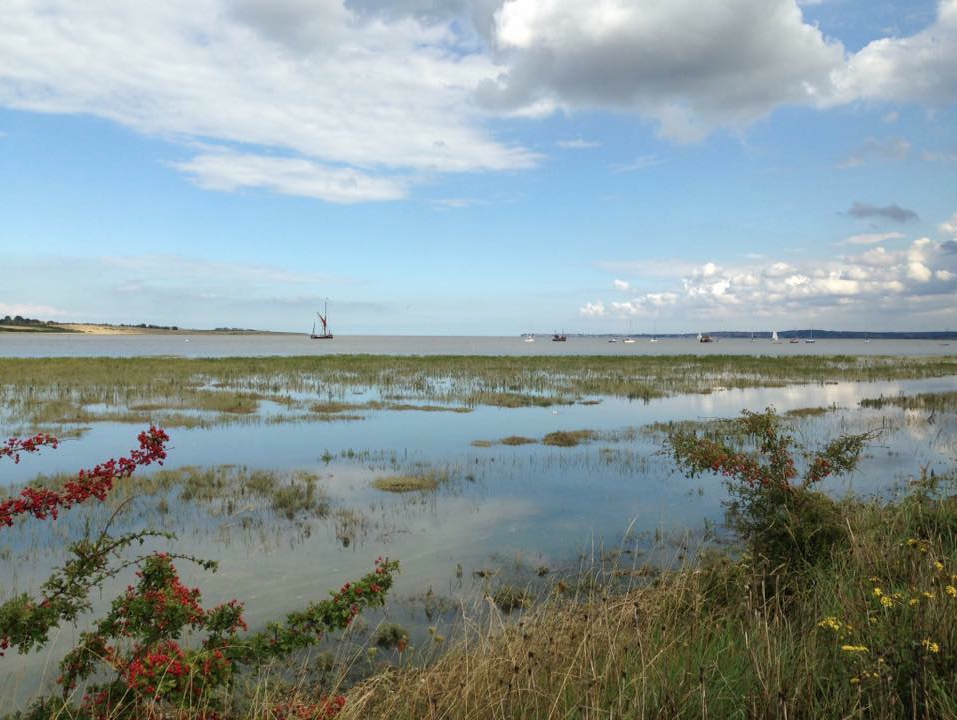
[2,336,957,703]
[1,332,955,357]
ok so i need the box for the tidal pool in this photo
[2,373,957,704]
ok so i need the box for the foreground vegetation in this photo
[2,354,957,429]
[3,402,957,718]
[326,411,957,719]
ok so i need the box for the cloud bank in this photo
[582,224,957,327]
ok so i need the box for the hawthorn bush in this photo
[0,428,398,719]
[667,407,878,571]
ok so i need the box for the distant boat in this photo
[699,334,714,343]
[805,327,816,344]
[789,337,800,344]
[650,320,659,343]
[310,299,334,340]
[623,337,636,344]
[771,331,780,343]
[552,331,567,342]
[523,334,535,342]
[607,337,617,343]
[864,332,870,344]
[648,337,658,343]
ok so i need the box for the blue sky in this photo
[1,0,956,334]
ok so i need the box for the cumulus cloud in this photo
[612,279,629,291]
[846,202,919,223]
[583,236,957,325]
[578,300,606,317]
[830,0,957,107]
[479,0,845,142]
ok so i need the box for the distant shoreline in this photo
[0,323,293,336]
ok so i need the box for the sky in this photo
[1,0,956,335]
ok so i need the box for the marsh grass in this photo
[371,470,449,493]
[499,435,538,446]
[4,354,956,429]
[542,429,596,447]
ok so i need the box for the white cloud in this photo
[557,138,600,149]
[908,262,933,282]
[843,231,905,245]
[882,110,899,124]
[830,0,957,107]
[923,150,957,163]
[612,279,629,291]
[578,300,606,317]
[609,155,663,173]
[0,0,538,202]
[0,302,69,318]
[172,150,409,203]
[941,212,957,238]
[102,255,331,286]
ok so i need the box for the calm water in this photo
[2,332,956,357]
[2,337,957,703]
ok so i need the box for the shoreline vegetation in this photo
[0,316,285,335]
[1,354,957,431]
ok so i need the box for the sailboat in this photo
[523,334,535,343]
[771,330,780,343]
[804,327,816,344]
[623,319,637,343]
[310,299,334,340]
[649,319,659,343]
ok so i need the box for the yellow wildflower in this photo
[935,561,944,572]
[923,591,934,600]
[909,598,920,606]
[841,645,869,653]
[817,617,843,632]
[872,587,883,598]
[880,595,894,608]
[850,677,860,685]
[946,585,957,598]
[922,639,940,654]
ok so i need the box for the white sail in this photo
[771,331,779,342]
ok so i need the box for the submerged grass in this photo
[3,354,956,429]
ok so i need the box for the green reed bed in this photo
[2,354,957,429]
[861,390,957,412]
